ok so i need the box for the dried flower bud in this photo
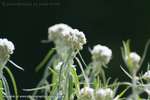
[91,44,112,65]
[96,88,114,100]
[0,38,15,65]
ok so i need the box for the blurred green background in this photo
[0,0,150,95]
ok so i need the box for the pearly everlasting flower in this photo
[80,87,94,100]
[143,70,150,81]
[48,24,73,41]
[48,23,86,59]
[91,44,112,65]
[0,38,15,65]
[96,88,114,100]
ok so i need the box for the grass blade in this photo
[75,57,89,87]
[23,83,56,91]
[120,66,132,80]
[8,60,24,71]
[1,74,11,100]
[0,79,4,100]
[4,67,18,100]
[36,48,55,72]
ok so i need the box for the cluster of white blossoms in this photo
[91,44,112,65]
[96,88,114,100]
[48,23,86,51]
[0,38,15,65]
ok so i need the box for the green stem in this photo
[57,51,73,99]
[0,79,4,100]
[132,73,138,100]
[75,57,89,87]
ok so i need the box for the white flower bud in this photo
[96,88,114,100]
[129,52,141,65]
[80,87,94,99]
[91,44,112,65]
[105,88,114,99]
[143,70,150,81]
[96,88,106,99]
[125,52,141,72]
[0,38,15,65]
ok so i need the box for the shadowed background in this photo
[0,0,150,96]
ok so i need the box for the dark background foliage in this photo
[0,0,150,96]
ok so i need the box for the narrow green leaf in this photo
[1,75,11,100]
[120,66,132,80]
[0,79,4,100]
[68,74,73,100]
[8,60,24,71]
[36,48,55,72]
[23,83,56,91]
[75,57,89,87]
[78,52,88,68]
[71,67,80,96]
[114,87,129,100]
[4,67,18,100]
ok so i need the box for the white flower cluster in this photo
[143,70,150,81]
[48,23,86,51]
[91,44,112,65]
[96,88,114,100]
[0,38,15,65]
[48,24,86,60]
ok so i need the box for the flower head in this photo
[0,38,15,65]
[48,23,73,41]
[48,23,86,59]
[48,23,86,50]
[91,44,112,65]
